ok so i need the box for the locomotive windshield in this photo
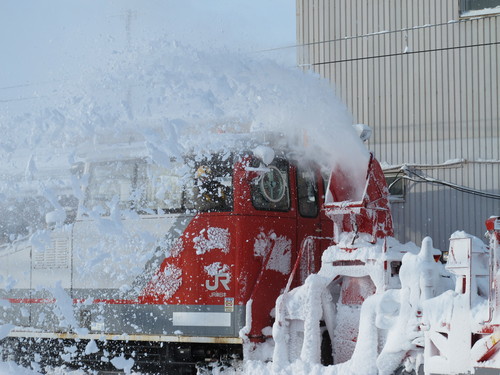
[184,154,233,212]
[84,155,233,215]
[251,157,290,211]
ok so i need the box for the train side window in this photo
[85,160,139,214]
[85,159,187,215]
[251,158,290,211]
[297,165,319,218]
[143,161,185,213]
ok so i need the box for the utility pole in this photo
[125,9,137,47]
[122,9,138,120]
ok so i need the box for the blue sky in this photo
[0,0,296,110]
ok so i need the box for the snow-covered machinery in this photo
[1,125,499,374]
[272,152,500,374]
[272,153,418,370]
[421,216,500,374]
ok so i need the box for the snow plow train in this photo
[1,132,499,374]
[0,135,334,373]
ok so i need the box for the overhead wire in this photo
[397,167,500,200]
[0,78,75,92]
[312,41,500,66]
[0,79,76,105]
[0,96,48,104]
[255,12,500,54]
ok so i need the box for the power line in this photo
[0,83,37,91]
[312,41,500,66]
[256,12,500,53]
[0,79,72,91]
[401,168,500,200]
[0,96,47,104]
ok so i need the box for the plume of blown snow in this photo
[0,40,369,201]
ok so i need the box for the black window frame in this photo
[296,164,320,218]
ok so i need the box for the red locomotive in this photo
[0,134,335,373]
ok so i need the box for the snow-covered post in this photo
[418,238,441,301]
[240,299,254,360]
[423,236,473,375]
[272,295,290,370]
[399,237,441,316]
[383,237,441,374]
[300,274,327,364]
[376,236,442,375]
[348,293,382,375]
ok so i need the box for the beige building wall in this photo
[297,0,500,248]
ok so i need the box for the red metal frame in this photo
[324,154,393,244]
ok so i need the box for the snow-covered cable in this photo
[400,168,500,200]
[255,13,500,53]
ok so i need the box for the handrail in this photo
[283,236,335,295]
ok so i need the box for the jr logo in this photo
[206,273,230,291]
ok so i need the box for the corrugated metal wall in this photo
[297,0,500,249]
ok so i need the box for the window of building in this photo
[460,0,500,15]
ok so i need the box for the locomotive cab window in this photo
[85,159,184,215]
[85,159,141,214]
[251,157,290,211]
[84,156,234,215]
[184,154,234,213]
[297,164,319,218]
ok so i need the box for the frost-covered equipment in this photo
[273,154,406,368]
[422,216,500,375]
[272,210,500,374]
[324,153,394,246]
